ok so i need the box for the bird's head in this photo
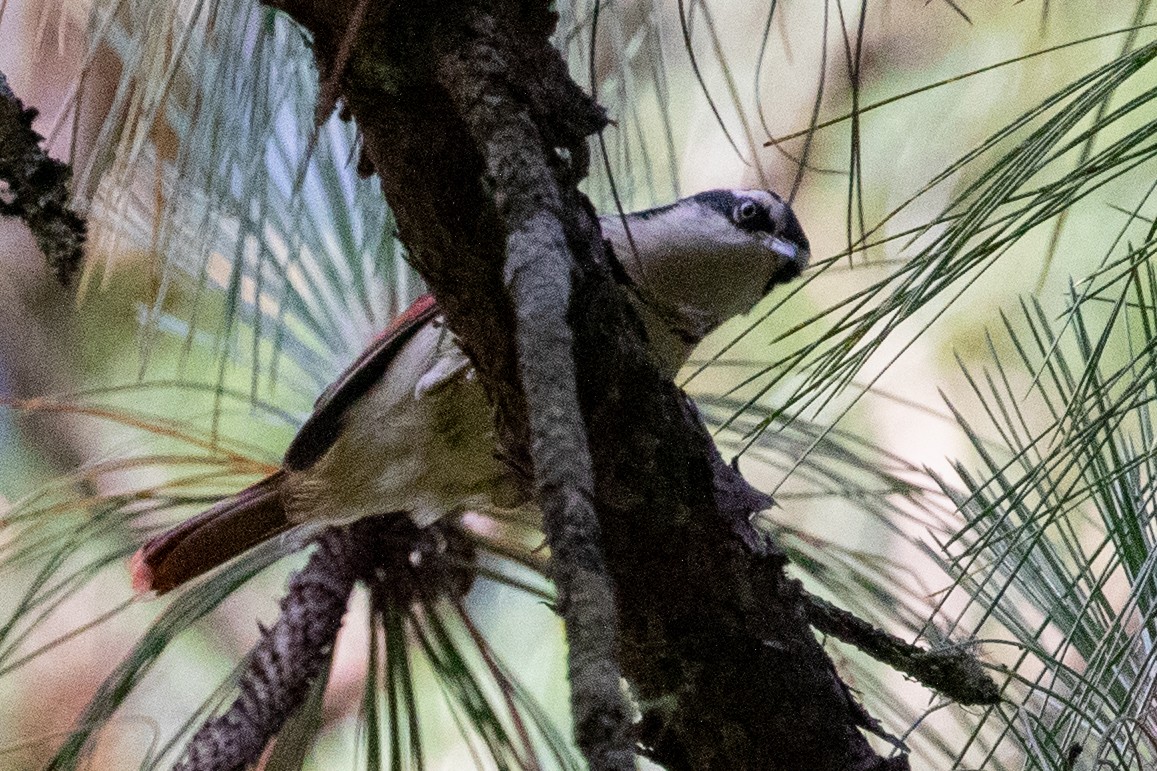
[600,189,810,372]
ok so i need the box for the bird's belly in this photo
[285,332,523,527]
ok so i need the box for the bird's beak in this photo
[768,235,805,266]
[763,234,810,290]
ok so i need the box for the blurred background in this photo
[2,1,1156,768]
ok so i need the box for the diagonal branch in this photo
[175,517,473,771]
[807,592,1001,706]
[435,10,631,768]
[174,527,358,771]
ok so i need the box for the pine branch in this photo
[174,528,357,771]
[435,10,632,769]
[806,592,1001,706]
[0,70,85,285]
[175,517,473,771]
[696,400,1001,709]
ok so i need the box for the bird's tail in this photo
[131,470,292,595]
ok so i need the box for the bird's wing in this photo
[283,293,441,470]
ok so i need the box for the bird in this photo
[131,189,811,595]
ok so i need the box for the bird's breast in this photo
[284,322,524,527]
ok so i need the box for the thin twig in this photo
[807,592,1002,706]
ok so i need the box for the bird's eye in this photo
[735,200,759,223]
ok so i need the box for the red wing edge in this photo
[282,294,441,471]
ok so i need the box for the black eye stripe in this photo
[636,190,789,237]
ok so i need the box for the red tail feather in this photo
[131,471,292,595]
